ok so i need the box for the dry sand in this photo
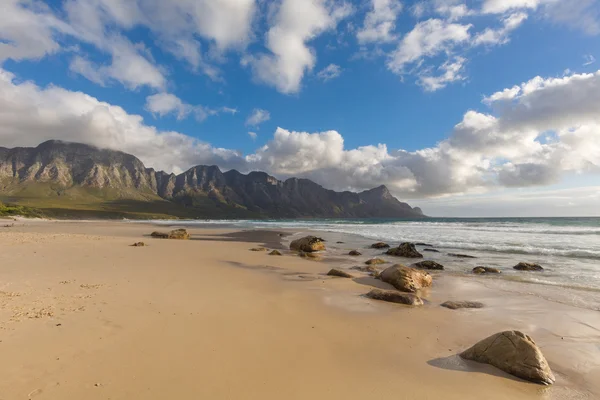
[0,220,598,399]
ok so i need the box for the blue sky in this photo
[1,0,600,216]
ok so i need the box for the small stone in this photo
[348,250,362,256]
[448,253,477,259]
[513,262,544,271]
[412,260,444,270]
[473,266,501,274]
[370,242,390,249]
[365,258,386,265]
[130,242,146,247]
[327,268,354,278]
[441,301,484,310]
[250,247,269,252]
[365,289,424,306]
[268,250,283,256]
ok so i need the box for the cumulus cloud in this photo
[145,93,237,122]
[243,0,353,94]
[317,64,342,81]
[473,12,528,46]
[245,108,271,127]
[417,56,467,91]
[356,0,403,44]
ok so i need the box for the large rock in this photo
[513,262,544,271]
[371,242,390,249]
[365,289,423,306]
[441,301,484,310]
[327,268,354,278]
[412,260,444,270]
[386,243,423,258]
[380,264,432,293]
[460,331,555,385]
[473,266,501,274]
[150,229,190,240]
[290,236,326,252]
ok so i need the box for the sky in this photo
[0,0,599,217]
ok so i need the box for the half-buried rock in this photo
[290,236,326,252]
[365,258,386,265]
[327,268,354,278]
[441,301,484,310]
[365,289,423,306]
[250,247,269,252]
[460,331,555,385]
[473,266,501,274]
[349,250,362,256]
[269,250,283,256]
[412,260,444,270]
[380,264,432,293]
[150,229,190,240]
[513,262,544,271]
[386,243,423,258]
[371,242,390,249]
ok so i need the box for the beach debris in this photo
[348,250,362,256]
[299,251,322,260]
[327,268,354,278]
[441,301,484,310]
[473,266,501,274]
[371,242,390,249]
[460,331,555,385]
[268,250,283,256]
[380,264,432,293]
[513,262,544,271]
[448,253,477,259]
[386,243,423,258]
[250,247,269,252]
[411,260,444,270]
[131,242,146,247]
[365,289,423,306]
[365,258,386,265]
[290,236,326,252]
[150,229,190,240]
[423,248,440,253]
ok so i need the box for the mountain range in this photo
[0,140,424,219]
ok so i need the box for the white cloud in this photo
[356,0,403,44]
[473,12,528,46]
[245,108,271,127]
[435,3,473,21]
[583,55,596,66]
[243,0,353,94]
[145,93,237,122]
[387,18,472,74]
[481,0,543,14]
[248,131,257,140]
[418,56,467,91]
[317,64,342,81]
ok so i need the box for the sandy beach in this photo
[0,220,598,399]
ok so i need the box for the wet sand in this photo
[0,220,598,399]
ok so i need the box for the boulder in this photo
[327,268,354,278]
[448,253,477,259]
[151,229,190,240]
[412,260,444,270]
[473,266,501,274]
[269,250,283,256]
[371,242,390,249]
[290,236,326,252]
[250,247,269,252]
[365,289,423,306]
[460,331,555,385]
[423,248,440,253]
[348,250,362,256]
[131,242,146,247]
[365,258,386,265]
[513,262,544,271]
[441,301,484,310]
[386,243,423,258]
[380,264,432,293]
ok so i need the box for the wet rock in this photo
[441,301,484,310]
[365,258,386,265]
[412,260,444,270]
[460,331,555,385]
[448,253,477,259]
[151,229,190,240]
[371,242,390,249]
[423,248,440,253]
[269,250,283,256]
[415,242,434,247]
[290,236,326,252]
[327,268,354,278]
[348,250,362,256]
[473,266,501,274]
[130,242,146,247]
[380,264,432,293]
[386,243,423,258]
[351,265,380,273]
[250,247,269,252]
[336,241,345,244]
[365,289,423,306]
[513,262,544,271]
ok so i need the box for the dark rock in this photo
[380,264,432,293]
[423,248,440,253]
[386,243,423,258]
[371,242,390,249]
[448,253,477,259]
[415,242,433,247]
[327,268,354,278]
[441,301,484,310]
[290,236,325,252]
[513,262,544,271]
[473,266,501,274]
[131,242,146,247]
[412,260,444,270]
[348,250,362,256]
[365,258,386,265]
[351,265,380,273]
[460,331,555,385]
[336,241,344,244]
[365,289,423,306]
[269,250,283,256]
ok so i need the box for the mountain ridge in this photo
[0,140,425,219]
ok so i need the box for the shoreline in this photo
[0,220,598,399]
